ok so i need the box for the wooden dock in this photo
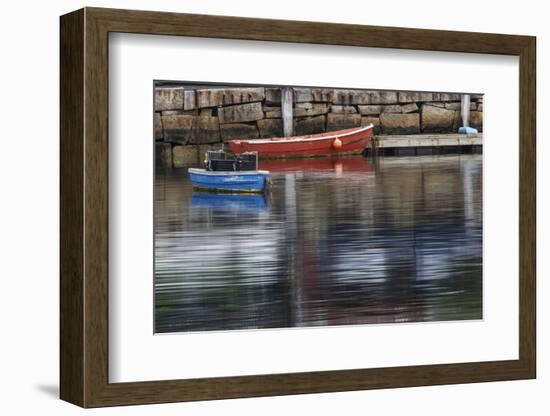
[366,133,482,156]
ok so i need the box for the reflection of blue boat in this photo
[191,192,269,210]
[188,168,270,193]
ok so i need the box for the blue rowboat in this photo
[188,168,270,193]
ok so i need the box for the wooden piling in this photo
[281,87,294,137]
[369,136,379,157]
[461,94,471,127]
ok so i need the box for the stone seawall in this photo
[154,86,483,167]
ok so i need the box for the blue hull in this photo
[188,168,270,192]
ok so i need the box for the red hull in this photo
[228,125,373,158]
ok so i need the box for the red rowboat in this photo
[228,124,374,158]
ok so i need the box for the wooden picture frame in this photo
[60,7,536,408]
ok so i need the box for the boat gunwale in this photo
[188,168,270,176]
[229,124,374,145]
[191,186,267,194]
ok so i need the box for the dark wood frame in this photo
[60,7,536,408]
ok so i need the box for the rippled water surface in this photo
[155,155,482,333]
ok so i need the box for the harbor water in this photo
[154,154,482,333]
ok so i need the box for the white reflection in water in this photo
[154,155,482,333]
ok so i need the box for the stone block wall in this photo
[154,86,483,167]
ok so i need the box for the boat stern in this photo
[228,140,246,154]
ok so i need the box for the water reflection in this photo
[155,155,482,333]
[191,192,270,211]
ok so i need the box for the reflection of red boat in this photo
[228,125,373,159]
[259,156,373,174]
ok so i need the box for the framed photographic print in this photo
[60,7,536,408]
